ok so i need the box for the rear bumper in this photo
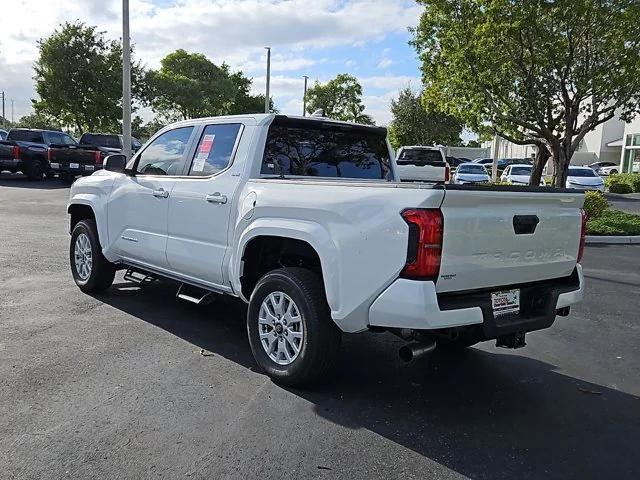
[0,158,23,169]
[50,162,100,176]
[368,265,584,336]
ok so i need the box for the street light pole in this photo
[264,47,271,114]
[302,75,308,116]
[122,0,132,160]
[1,91,5,128]
[11,99,14,124]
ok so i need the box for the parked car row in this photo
[0,128,141,182]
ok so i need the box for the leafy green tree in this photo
[143,50,269,120]
[388,87,463,149]
[33,22,142,134]
[412,0,640,186]
[16,112,62,130]
[305,74,374,125]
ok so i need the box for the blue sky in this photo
[0,0,425,126]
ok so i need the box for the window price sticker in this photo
[192,134,215,172]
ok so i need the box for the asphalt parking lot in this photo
[1,173,639,480]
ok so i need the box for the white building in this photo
[620,116,640,173]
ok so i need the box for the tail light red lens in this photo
[95,150,103,165]
[577,208,588,263]
[12,145,20,159]
[444,165,450,183]
[400,208,444,280]
[47,148,53,162]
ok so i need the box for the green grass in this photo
[586,209,640,236]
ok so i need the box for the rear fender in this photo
[231,218,340,313]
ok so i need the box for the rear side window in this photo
[397,149,443,165]
[7,130,44,143]
[188,124,242,176]
[262,121,391,180]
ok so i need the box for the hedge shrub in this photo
[609,182,634,194]
[587,209,640,236]
[583,191,608,218]
[606,173,640,192]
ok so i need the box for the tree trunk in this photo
[529,143,550,186]
[550,145,570,188]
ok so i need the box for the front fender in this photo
[230,218,341,315]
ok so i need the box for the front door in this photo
[166,123,245,287]
[107,126,195,271]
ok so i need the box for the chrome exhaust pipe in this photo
[399,340,436,363]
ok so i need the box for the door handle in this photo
[152,188,169,198]
[205,193,228,204]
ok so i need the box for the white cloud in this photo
[377,58,393,69]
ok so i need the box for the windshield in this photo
[569,168,597,177]
[397,149,443,165]
[511,166,532,175]
[82,134,121,148]
[458,164,487,174]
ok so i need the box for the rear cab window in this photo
[7,130,44,144]
[261,117,391,180]
[397,148,444,166]
[81,134,121,148]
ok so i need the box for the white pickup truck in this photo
[67,114,585,386]
[394,145,450,183]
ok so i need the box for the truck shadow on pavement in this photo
[97,278,640,480]
[0,173,68,189]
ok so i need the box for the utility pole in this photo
[264,47,271,114]
[302,75,309,116]
[122,0,132,160]
[11,99,14,124]
[1,92,5,128]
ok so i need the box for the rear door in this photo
[107,126,196,270]
[166,122,246,287]
[437,188,584,293]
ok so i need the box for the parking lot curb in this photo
[586,235,640,245]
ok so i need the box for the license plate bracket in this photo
[491,289,520,316]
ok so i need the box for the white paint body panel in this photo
[68,114,586,334]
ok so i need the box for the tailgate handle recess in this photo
[513,215,539,235]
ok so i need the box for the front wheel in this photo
[70,219,115,293]
[247,268,341,386]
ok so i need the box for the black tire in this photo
[247,268,341,387]
[24,159,46,181]
[60,173,75,185]
[610,170,618,175]
[70,219,116,293]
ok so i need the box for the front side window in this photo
[188,124,242,176]
[135,127,194,175]
[262,120,391,180]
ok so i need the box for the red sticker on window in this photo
[199,134,215,155]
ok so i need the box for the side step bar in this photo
[123,267,155,286]
[176,283,215,305]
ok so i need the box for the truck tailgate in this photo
[437,187,584,293]
[49,145,98,164]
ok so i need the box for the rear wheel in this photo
[610,169,618,175]
[70,219,115,293]
[247,268,341,386]
[24,159,46,181]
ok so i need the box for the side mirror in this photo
[104,154,127,173]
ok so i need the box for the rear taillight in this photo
[47,148,53,162]
[400,208,444,280]
[577,209,588,263]
[12,145,20,159]
[444,164,450,183]
[95,150,103,165]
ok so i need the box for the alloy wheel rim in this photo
[258,291,304,365]
[74,233,92,280]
